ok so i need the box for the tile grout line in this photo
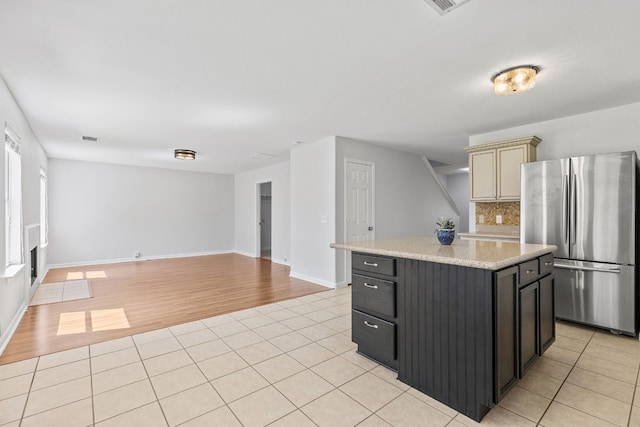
[219,313,317,424]
[626,359,640,427]
[182,298,355,425]
[128,337,169,427]
[533,330,590,426]
[88,345,95,427]
[532,328,633,427]
[17,352,92,423]
[17,355,40,425]
[172,322,246,426]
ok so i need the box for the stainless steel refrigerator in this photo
[521,151,638,336]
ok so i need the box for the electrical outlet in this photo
[496,215,503,224]
[478,215,485,224]
[134,251,141,258]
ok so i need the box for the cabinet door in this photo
[519,282,539,376]
[539,275,555,352]
[470,150,496,201]
[497,145,527,200]
[494,266,518,401]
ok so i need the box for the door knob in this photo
[368,226,373,231]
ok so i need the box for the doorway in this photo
[259,182,272,259]
[344,159,375,283]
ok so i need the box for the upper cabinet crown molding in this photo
[464,136,541,154]
[465,136,541,202]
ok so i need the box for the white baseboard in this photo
[47,250,234,269]
[39,265,50,282]
[334,280,349,289]
[234,249,257,258]
[0,302,27,356]
[289,271,336,289]
[233,251,290,266]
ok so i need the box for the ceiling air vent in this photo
[250,153,277,160]
[82,135,99,142]
[424,0,472,15]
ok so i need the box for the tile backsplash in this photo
[476,202,520,226]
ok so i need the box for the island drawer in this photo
[352,274,396,319]
[352,310,396,369]
[519,259,539,286]
[539,253,554,275]
[353,253,396,276]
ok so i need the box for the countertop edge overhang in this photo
[457,231,520,240]
[331,237,557,271]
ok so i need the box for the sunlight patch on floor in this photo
[90,308,130,331]
[57,308,130,335]
[56,312,87,335]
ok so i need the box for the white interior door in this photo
[345,159,375,283]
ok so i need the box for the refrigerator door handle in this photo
[562,175,569,244]
[570,174,577,246]
[554,264,622,274]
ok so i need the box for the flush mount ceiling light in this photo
[174,149,196,160]
[492,65,540,95]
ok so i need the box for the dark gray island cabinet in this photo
[335,237,556,422]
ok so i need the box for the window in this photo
[5,123,22,266]
[40,168,48,245]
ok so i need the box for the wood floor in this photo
[0,254,328,365]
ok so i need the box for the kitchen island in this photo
[331,237,557,422]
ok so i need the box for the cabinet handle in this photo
[544,262,553,266]
[363,261,378,267]
[364,321,379,329]
[363,283,378,289]
[526,269,536,274]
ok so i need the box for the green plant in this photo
[435,217,455,231]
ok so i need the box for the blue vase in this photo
[437,229,455,245]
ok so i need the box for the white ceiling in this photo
[1,0,639,174]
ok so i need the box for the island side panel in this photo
[397,258,494,421]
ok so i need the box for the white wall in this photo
[234,162,290,265]
[470,102,640,161]
[290,137,337,287]
[446,173,470,233]
[336,137,459,239]
[0,75,48,353]
[48,159,234,265]
[335,137,460,285]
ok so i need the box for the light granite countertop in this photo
[331,237,556,270]
[458,231,520,241]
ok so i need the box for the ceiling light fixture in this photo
[492,65,540,95]
[174,149,196,160]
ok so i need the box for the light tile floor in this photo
[29,280,92,306]
[2,286,640,426]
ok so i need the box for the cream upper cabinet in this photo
[469,149,496,200]
[465,136,540,202]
